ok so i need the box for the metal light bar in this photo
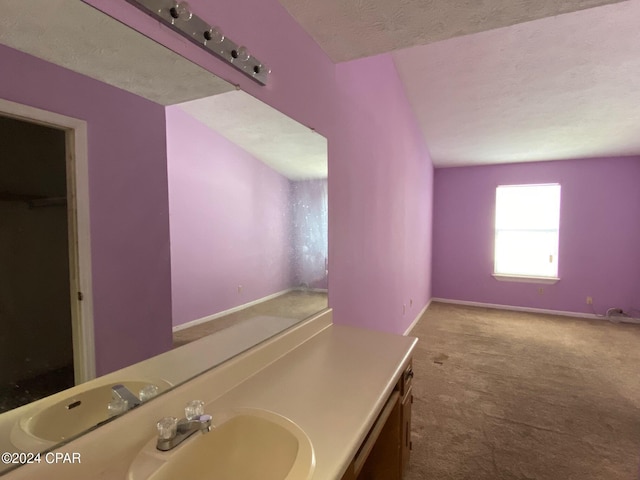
[125,0,270,85]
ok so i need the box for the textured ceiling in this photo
[278,0,625,62]
[4,0,634,170]
[1,0,326,178]
[394,0,640,167]
[0,0,234,105]
[178,91,328,180]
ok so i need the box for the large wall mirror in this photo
[0,0,327,470]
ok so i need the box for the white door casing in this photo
[0,97,95,384]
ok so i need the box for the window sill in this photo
[492,274,560,284]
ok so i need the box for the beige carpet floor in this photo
[173,290,327,348]
[405,302,640,480]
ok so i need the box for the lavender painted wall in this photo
[331,55,434,333]
[83,0,434,334]
[166,106,293,327]
[0,44,173,376]
[432,157,640,314]
[291,179,328,290]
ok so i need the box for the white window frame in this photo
[492,183,561,284]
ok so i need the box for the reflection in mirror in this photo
[168,91,328,347]
[0,0,327,469]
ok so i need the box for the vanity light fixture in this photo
[125,0,271,85]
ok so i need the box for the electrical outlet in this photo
[238,285,242,294]
[538,287,544,295]
[586,296,593,305]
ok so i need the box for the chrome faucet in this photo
[156,414,212,451]
[156,401,212,451]
[109,384,142,415]
[112,384,142,406]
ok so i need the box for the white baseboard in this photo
[297,287,328,294]
[173,289,294,332]
[431,298,640,325]
[404,299,432,336]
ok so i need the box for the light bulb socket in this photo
[204,27,224,44]
[169,2,192,21]
[231,46,250,62]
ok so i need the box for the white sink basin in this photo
[11,379,170,450]
[129,408,314,480]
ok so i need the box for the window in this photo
[494,184,561,279]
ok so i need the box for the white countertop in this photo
[3,312,416,480]
[204,324,416,479]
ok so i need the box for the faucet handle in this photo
[107,397,128,417]
[184,400,205,420]
[139,384,160,402]
[157,417,178,440]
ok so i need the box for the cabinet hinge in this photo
[77,292,84,301]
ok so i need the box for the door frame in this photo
[0,98,95,384]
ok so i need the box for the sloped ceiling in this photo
[279,0,638,167]
[277,0,625,62]
[393,0,640,166]
[3,0,636,168]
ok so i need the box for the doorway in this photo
[0,100,94,412]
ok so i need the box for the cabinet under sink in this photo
[341,359,413,480]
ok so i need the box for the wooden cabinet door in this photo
[340,461,356,480]
[356,394,402,480]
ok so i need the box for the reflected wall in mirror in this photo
[168,92,328,347]
[0,0,327,468]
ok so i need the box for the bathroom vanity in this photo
[340,358,414,480]
[2,310,416,479]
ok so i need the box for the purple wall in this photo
[83,0,435,334]
[166,107,293,327]
[432,157,640,315]
[331,55,434,333]
[0,44,173,376]
[291,179,328,290]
